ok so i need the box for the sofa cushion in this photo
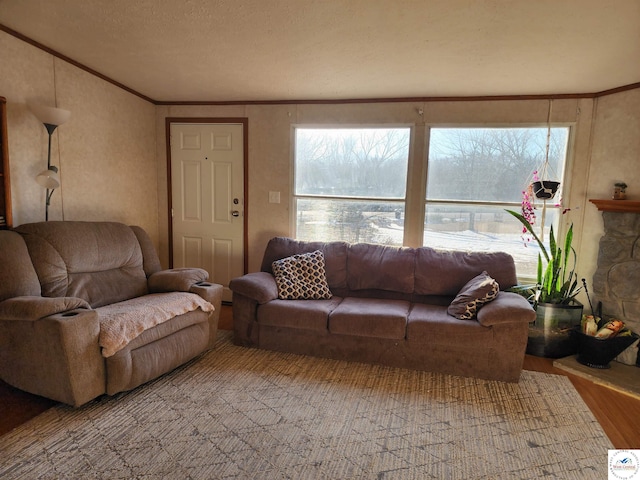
[347,243,415,293]
[0,231,41,302]
[414,247,517,296]
[96,292,214,357]
[329,297,409,339]
[447,271,499,320]
[272,250,332,300]
[257,297,343,331]
[407,304,494,344]
[105,310,209,395]
[129,225,163,276]
[15,221,148,308]
[261,237,348,289]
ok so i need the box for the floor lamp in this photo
[28,103,71,221]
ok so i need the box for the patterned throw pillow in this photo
[272,250,332,300]
[447,271,499,320]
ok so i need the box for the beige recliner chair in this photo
[0,221,223,407]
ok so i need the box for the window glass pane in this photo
[295,128,410,198]
[424,204,558,278]
[296,198,404,245]
[427,127,569,202]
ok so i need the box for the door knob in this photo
[231,210,240,217]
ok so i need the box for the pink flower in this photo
[519,185,537,245]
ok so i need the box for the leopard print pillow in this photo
[272,250,332,300]
[447,271,499,320]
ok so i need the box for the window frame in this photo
[422,122,576,282]
[290,121,577,282]
[292,124,414,245]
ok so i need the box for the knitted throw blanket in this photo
[97,292,214,357]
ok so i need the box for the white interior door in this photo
[170,122,244,302]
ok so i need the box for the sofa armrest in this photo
[148,268,209,293]
[476,292,536,327]
[0,296,91,321]
[189,281,224,349]
[0,306,105,406]
[229,272,278,304]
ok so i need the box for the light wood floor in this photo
[2,305,639,448]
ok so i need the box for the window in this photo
[293,125,571,279]
[425,127,570,278]
[294,128,410,245]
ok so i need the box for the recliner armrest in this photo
[0,303,104,406]
[476,292,536,327]
[0,296,91,321]
[229,272,278,304]
[148,268,209,293]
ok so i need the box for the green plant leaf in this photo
[505,209,581,305]
[506,209,549,263]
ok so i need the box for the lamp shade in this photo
[36,166,60,189]
[28,102,71,127]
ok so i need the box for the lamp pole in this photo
[28,103,70,222]
[43,124,57,221]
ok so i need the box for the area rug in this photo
[0,332,612,479]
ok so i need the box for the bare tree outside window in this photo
[295,128,409,244]
[296,129,409,198]
[427,128,567,202]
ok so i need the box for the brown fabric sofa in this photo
[230,237,536,382]
[0,221,223,406]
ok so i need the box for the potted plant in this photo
[506,209,583,357]
[531,167,560,200]
[532,179,560,200]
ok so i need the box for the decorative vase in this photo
[532,180,560,200]
[571,327,639,369]
[612,186,627,200]
[526,301,583,358]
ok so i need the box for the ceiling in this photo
[1,0,639,103]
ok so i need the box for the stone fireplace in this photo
[590,199,640,364]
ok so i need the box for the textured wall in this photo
[0,31,159,244]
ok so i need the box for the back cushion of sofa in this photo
[414,247,517,296]
[261,237,348,289]
[0,230,41,302]
[347,243,415,293]
[129,225,163,276]
[15,221,148,308]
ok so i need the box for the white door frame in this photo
[166,117,248,275]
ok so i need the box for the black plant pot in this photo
[571,327,639,369]
[532,180,560,199]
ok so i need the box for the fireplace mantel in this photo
[589,199,640,213]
